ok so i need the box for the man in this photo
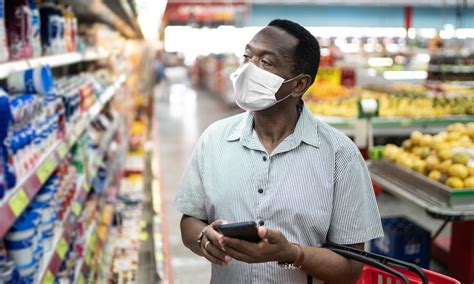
[175,19,383,283]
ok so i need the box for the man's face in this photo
[243,27,299,100]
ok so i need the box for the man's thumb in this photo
[258,227,279,243]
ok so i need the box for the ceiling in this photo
[167,0,470,6]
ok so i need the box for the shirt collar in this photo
[226,103,320,148]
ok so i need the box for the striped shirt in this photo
[174,103,383,283]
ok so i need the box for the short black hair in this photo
[268,19,320,83]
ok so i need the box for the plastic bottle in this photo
[5,0,33,60]
[0,89,16,189]
[28,0,42,57]
[39,0,58,55]
[0,0,9,62]
[63,5,76,52]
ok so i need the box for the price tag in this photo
[37,156,58,183]
[56,237,68,260]
[77,273,85,284]
[90,167,97,178]
[84,181,90,193]
[43,270,55,284]
[72,201,81,216]
[140,232,149,241]
[58,143,68,159]
[84,250,91,265]
[400,119,412,127]
[9,189,29,217]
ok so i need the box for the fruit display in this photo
[305,84,474,118]
[383,123,474,189]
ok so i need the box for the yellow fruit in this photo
[452,152,470,165]
[425,156,441,172]
[413,160,426,174]
[468,166,474,177]
[410,131,423,145]
[446,177,464,189]
[428,170,442,181]
[420,134,432,147]
[438,160,453,174]
[448,123,466,134]
[448,164,469,179]
[447,132,462,142]
[464,177,474,189]
[438,149,453,161]
[420,147,431,160]
[402,140,412,150]
[383,145,400,161]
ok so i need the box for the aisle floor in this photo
[154,79,448,284]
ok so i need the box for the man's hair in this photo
[268,19,320,83]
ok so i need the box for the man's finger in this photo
[222,237,258,255]
[202,248,227,266]
[206,242,230,263]
[258,227,281,244]
[224,246,254,263]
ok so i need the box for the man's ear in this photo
[292,74,313,97]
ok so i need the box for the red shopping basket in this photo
[324,242,460,284]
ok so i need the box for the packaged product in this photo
[5,0,33,60]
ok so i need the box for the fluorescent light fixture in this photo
[368,57,393,67]
[415,53,431,63]
[339,43,360,53]
[383,71,428,80]
[136,0,168,40]
[368,68,377,77]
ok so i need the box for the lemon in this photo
[438,160,453,174]
[425,156,441,172]
[428,170,442,181]
[464,177,474,189]
[448,164,469,179]
[438,149,453,161]
[445,177,464,189]
[452,152,469,165]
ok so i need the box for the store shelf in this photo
[0,76,126,238]
[0,50,110,80]
[38,176,91,284]
[317,115,474,137]
[369,160,474,220]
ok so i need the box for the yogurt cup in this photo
[7,66,54,95]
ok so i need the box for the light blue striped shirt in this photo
[175,103,383,283]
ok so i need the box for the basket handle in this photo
[324,242,428,284]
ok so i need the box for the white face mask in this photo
[229,62,300,112]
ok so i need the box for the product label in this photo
[9,188,29,217]
[77,273,85,284]
[72,201,81,216]
[37,156,58,183]
[56,237,68,260]
[58,143,68,159]
[42,270,55,284]
[24,69,36,93]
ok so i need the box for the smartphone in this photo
[218,221,261,243]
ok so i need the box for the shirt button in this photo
[262,156,267,162]
[258,188,264,194]
[259,220,265,226]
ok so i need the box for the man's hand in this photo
[201,220,232,266]
[221,226,298,263]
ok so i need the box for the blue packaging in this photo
[28,0,42,57]
[370,216,431,268]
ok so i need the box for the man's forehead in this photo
[248,26,297,58]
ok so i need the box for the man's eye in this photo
[243,54,251,61]
[261,59,271,66]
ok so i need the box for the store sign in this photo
[165,2,247,25]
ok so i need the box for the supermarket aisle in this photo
[154,76,240,283]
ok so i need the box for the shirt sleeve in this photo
[327,148,384,244]
[173,133,208,221]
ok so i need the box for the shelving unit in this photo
[0,49,110,80]
[317,115,474,137]
[0,75,127,238]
